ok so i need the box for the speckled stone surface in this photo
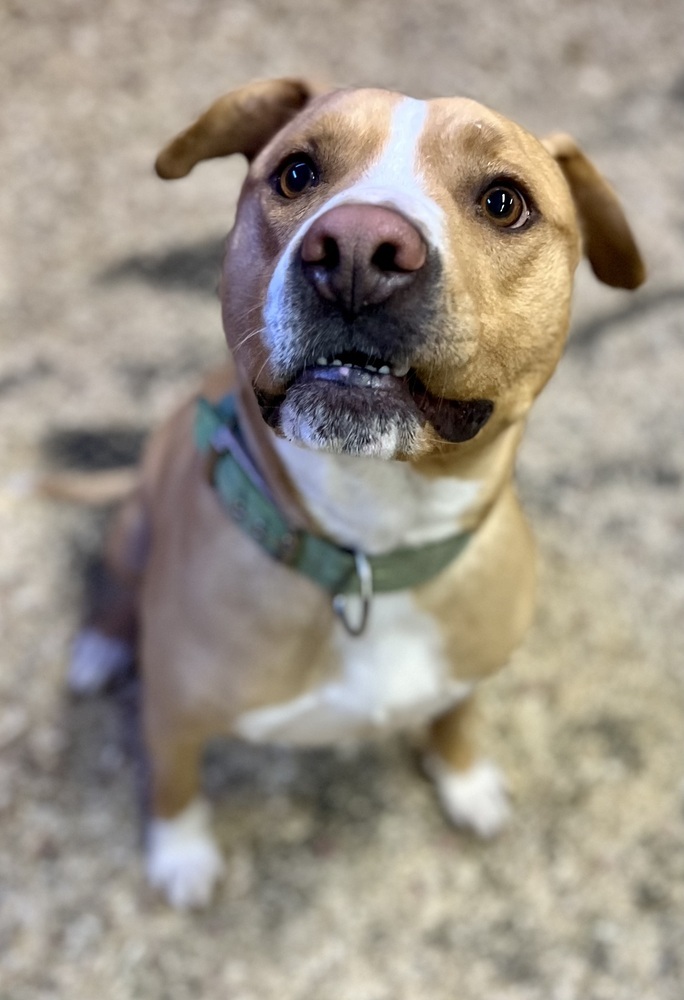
[1,2,683,997]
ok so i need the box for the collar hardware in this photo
[332,550,374,636]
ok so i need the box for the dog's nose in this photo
[300,204,427,315]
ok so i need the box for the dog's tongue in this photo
[307,363,403,393]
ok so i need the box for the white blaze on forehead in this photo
[263,97,445,362]
[343,96,444,244]
[300,95,445,250]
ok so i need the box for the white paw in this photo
[146,799,225,909]
[68,627,133,695]
[425,756,511,839]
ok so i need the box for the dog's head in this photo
[157,79,645,460]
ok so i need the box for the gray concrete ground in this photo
[1,2,683,998]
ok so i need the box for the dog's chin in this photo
[278,369,423,459]
[254,362,495,459]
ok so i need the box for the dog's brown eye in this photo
[276,158,318,199]
[480,185,529,229]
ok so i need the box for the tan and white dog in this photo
[69,79,645,908]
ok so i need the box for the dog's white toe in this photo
[425,756,511,839]
[68,627,133,695]
[146,799,225,909]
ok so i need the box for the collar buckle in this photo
[332,550,374,637]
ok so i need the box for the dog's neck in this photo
[270,428,520,555]
[233,374,522,555]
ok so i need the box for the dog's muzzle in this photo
[258,203,493,456]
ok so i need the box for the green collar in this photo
[195,393,473,635]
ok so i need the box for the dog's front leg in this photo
[424,696,510,838]
[144,711,225,909]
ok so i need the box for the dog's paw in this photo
[146,799,225,909]
[68,627,133,695]
[424,756,511,839]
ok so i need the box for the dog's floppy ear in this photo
[155,78,319,180]
[542,133,646,290]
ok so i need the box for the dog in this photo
[68,79,645,908]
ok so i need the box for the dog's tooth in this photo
[365,364,378,372]
[392,362,410,377]
[331,359,343,366]
[378,365,391,375]
[316,357,328,366]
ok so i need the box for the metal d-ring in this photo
[332,550,374,637]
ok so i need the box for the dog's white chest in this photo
[235,591,470,746]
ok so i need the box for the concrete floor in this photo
[1,1,683,997]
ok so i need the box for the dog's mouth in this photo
[254,349,493,457]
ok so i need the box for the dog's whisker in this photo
[232,326,266,351]
[251,355,273,385]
